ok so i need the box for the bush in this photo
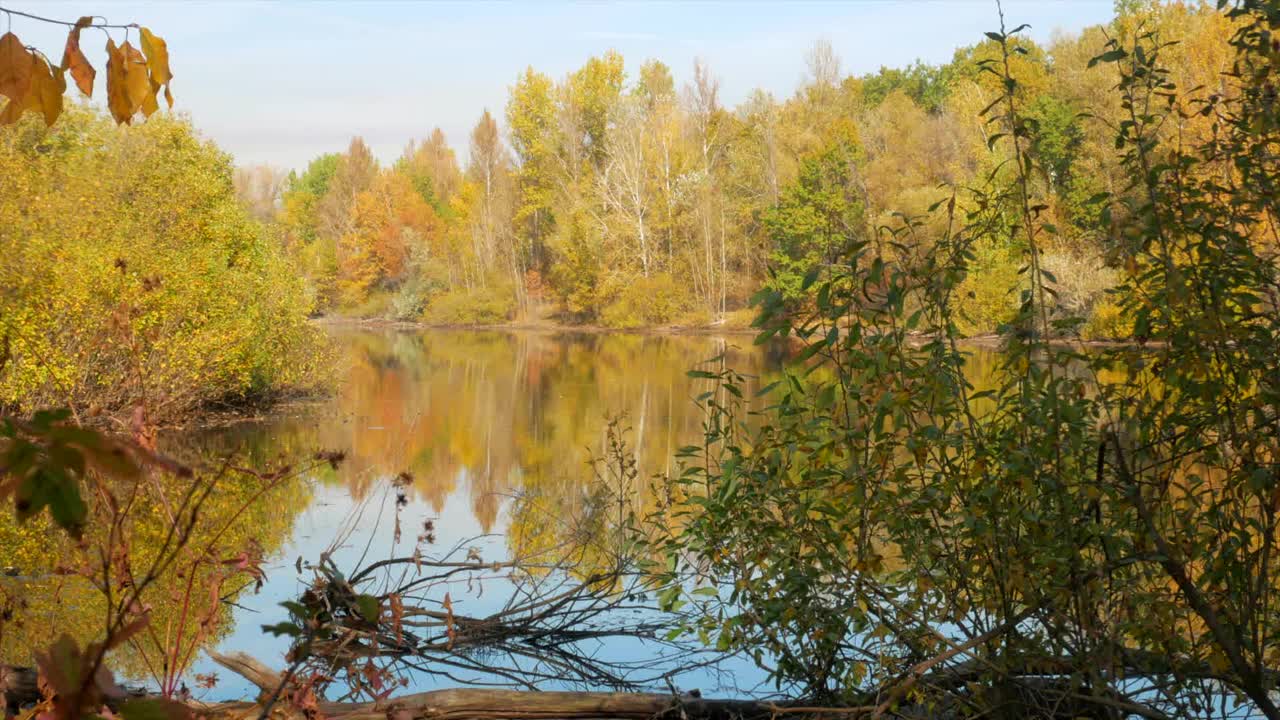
[720,307,760,330]
[390,283,427,321]
[422,284,515,325]
[954,239,1021,336]
[600,273,692,328]
[343,289,396,319]
[0,108,326,422]
[673,307,715,328]
[646,14,1280,717]
[1040,250,1120,318]
[1080,296,1132,341]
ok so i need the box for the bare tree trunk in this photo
[719,203,726,316]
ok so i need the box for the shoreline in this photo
[311,315,1137,348]
[311,315,764,337]
[156,320,1136,433]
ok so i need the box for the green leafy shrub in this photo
[953,239,1020,335]
[643,12,1280,718]
[422,284,515,325]
[0,108,326,423]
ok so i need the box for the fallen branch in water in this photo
[264,473,728,698]
[0,653,811,720]
[208,650,776,720]
[2,650,1189,720]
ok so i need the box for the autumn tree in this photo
[467,109,519,301]
[399,127,464,213]
[762,138,865,301]
[506,67,558,277]
[319,137,378,243]
[233,164,288,222]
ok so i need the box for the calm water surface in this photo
[2,328,1014,700]
[183,328,792,699]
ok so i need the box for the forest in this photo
[224,1,1231,336]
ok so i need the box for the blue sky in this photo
[6,1,1114,171]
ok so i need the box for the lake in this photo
[176,328,787,700]
[2,327,1014,701]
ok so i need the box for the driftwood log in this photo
[0,653,810,720]
[203,651,782,719]
[0,652,1148,720]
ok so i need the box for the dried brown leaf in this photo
[0,32,33,102]
[120,42,151,112]
[141,79,159,117]
[104,38,134,124]
[60,25,95,96]
[26,58,66,126]
[0,96,24,126]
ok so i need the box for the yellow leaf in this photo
[18,56,65,127]
[139,27,172,93]
[60,24,95,97]
[0,32,33,103]
[121,42,151,111]
[104,38,134,125]
[39,65,67,126]
[141,80,159,117]
[0,97,23,126]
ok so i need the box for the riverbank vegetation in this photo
[0,107,326,425]
[252,1,1238,338]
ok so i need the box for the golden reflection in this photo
[0,329,1045,684]
[199,329,784,534]
[0,468,310,680]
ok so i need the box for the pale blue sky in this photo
[5,1,1114,171]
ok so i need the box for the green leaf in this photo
[355,594,381,623]
[755,380,781,398]
[716,631,733,651]
[261,621,302,637]
[1088,48,1127,68]
[800,266,821,291]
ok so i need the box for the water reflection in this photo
[0,329,1028,700]
[142,329,781,698]
[199,329,780,532]
[0,462,311,682]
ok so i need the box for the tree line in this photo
[243,0,1237,335]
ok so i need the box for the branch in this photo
[0,5,138,30]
